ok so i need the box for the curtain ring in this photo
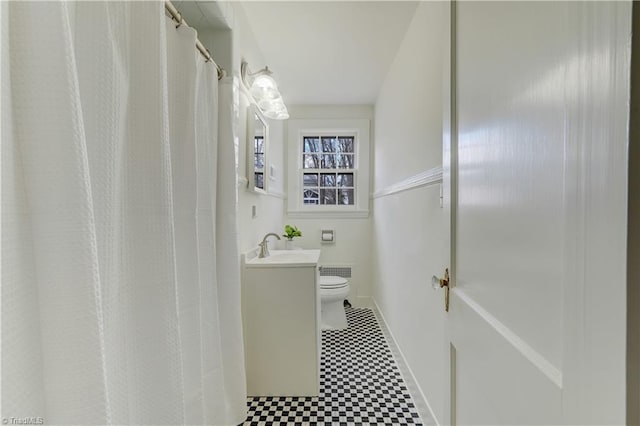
[205,48,212,62]
[175,14,184,29]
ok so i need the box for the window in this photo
[254,135,264,189]
[302,136,355,205]
[287,119,370,218]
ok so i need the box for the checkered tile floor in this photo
[241,307,423,425]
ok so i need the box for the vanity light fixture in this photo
[241,60,289,120]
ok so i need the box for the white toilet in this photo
[319,275,350,330]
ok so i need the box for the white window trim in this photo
[287,119,370,217]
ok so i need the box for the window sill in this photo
[286,210,370,219]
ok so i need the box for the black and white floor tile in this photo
[241,307,423,425]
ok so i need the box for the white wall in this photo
[285,105,374,305]
[236,91,286,252]
[199,3,287,253]
[199,28,233,73]
[371,2,448,423]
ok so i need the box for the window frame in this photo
[301,134,357,206]
[246,104,269,194]
[254,134,265,189]
[287,119,370,218]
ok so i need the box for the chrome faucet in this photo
[258,233,281,258]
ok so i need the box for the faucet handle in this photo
[258,232,281,258]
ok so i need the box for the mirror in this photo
[246,104,268,193]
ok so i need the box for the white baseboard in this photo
[371,298,439,426]
[354,296,374,308]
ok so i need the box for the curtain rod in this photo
[164,1,225,80]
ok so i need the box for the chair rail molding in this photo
[372,166,443,199]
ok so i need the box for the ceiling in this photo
[176,1,420,105]
[239,1,419,105]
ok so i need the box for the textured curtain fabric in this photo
[214,76,246,425]
[1,2,246,425]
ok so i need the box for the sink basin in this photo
[244,249,321,268]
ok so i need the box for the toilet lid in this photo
[320,275,348,289]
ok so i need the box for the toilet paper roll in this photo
[321,232,333,242]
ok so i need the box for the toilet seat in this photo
[320,276,348,289]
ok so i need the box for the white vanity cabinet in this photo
[241,249,321,396]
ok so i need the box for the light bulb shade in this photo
[262,98,286,113]
[257,98,273,111]
[263,104,289,120]
[265,110,289,119]
[245,65,288,120]
[263,109,289,120]
[250,74,279,101]
[259,95,289,120]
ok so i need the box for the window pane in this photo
[303,173,318,187]
[304,188,319,197]
[303,154,321,169]
[320,173,336,187]
[255,136,264,153]
[320,188,336,205]
[303,137,320,153]
[255,153,264,170]
[338,189,354,205]
[255,173,264,189]
[321,137,336,153]
[303,188,319,204]
[337,137,354,153]
[337,154,354,169]
[337,173,354,187]
[321,154,336,169]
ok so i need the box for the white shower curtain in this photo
[1,2,246,425]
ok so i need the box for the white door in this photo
[440,1,631,424]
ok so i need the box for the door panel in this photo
[456,0,566,372]
[451,293,562,424]
[445,1,631,424]
[450,3,568,422]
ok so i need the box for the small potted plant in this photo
[283,225,302,250]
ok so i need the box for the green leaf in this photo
[283,224,302,238]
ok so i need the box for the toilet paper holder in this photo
[321,229,335,244]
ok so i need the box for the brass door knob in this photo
[431,268,449,289]
[431,268,450,312]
